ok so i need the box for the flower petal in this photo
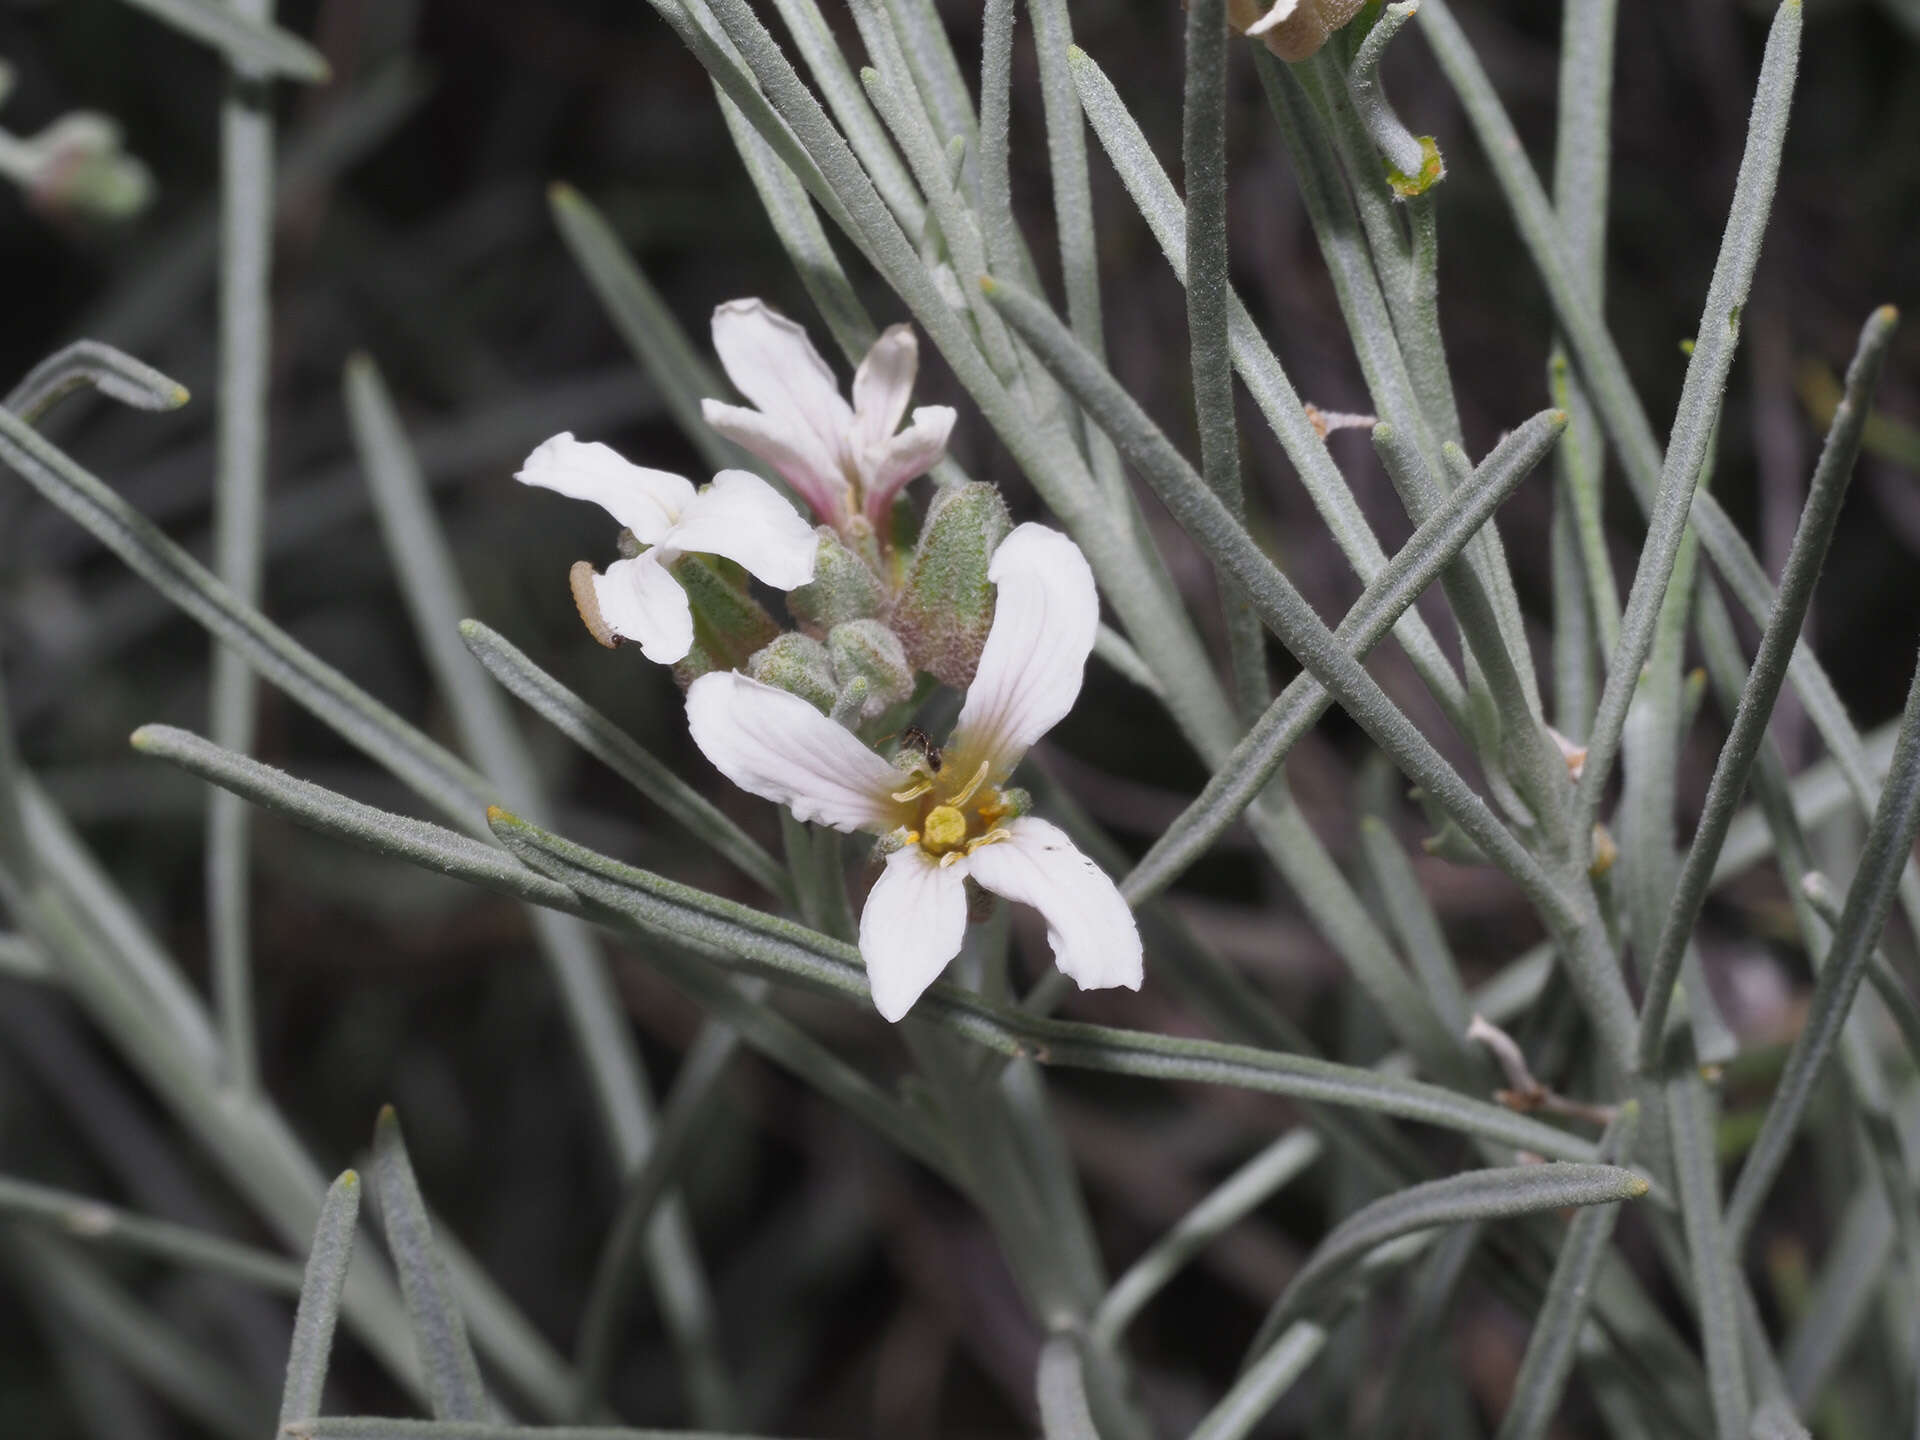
[850,324,918,455]
[948,523,1100,779]
[685,670,911,833]
[859,846,970,1022]
[710,299,853,465]
[701,399,850,526]
[861,405,957,527]
[667,470,818,591]
[592,554,694,664]
[516,433,693,543]
[966,818,1143,993]
[1245,0,1301,35]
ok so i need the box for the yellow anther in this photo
[939,850,966,868]
[891,778,934,803]
[922,805,968,851]
[965,827,1012,855]
[949,760,992,808]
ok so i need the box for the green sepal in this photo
[788,527,888,635]
[827,620,915,722]
[670,552,780,686]
[894,482,1011,688]
[747,632,837,714]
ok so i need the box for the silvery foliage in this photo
[1,0,1916,1437]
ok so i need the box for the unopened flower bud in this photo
[893,482,1011,688]
[827,620,915,721]
[747,632,837,714]
[7,113,154,222]
[788,528,888,634]
[1229,0,1368,63]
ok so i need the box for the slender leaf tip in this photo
[548,181,581,211]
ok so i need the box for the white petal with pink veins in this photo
[862,406,957,525]
[859,847,970,1022]
[850,324,919,456]
[948,523,1101,780]
[966,818,1143,994]
[710,299,853,465]
[685,671,910,834]
[700,399,851,527]
[516,433,693,544]
[667,470,817,591]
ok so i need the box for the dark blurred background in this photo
[0,0,1916,1435]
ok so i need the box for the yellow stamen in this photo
[949,760,992,808]
[939,850,966,868]
[922,805,968,851]
[891,778,934,803]
[964,827,1012,855]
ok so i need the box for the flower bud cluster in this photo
[520,301,1014,730]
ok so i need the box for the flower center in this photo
[922,804,968,851]
[893,760,1014,866]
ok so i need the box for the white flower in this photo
[685,523,1142,1021]
[701,299,957,534]
[516,433,816,665]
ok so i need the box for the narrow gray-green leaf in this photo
[1188,1322,1328,1440]
[1092,1129,1322,1346]
[1246,1163,1649,1362]
[1069,43,1467,727]
[4,1233,272,1440]
[1574,0,1802,831]
[1726,647,1920,1243]
[1411,1,1913,947]
[371,1109,489,1420]
[1668,1074,1750,1439]
[1130,409,1563,904]
[1635,306,1898,1066]
[113,0,329,81]
[347,353,732,1428]
[1358,816,1472,1037]
[1185,0,1266,718]
[984,277,1587,971]
[208,5,279,1096]
[3,340,190,424]
[1494,1104,1643,1440]
[1036,1334,1101,1440]
[283,1421,783,1440]
[548,184,747,477]
[488,807,1605,1162]
[457,621,789,903]
[0,1173,304,1296]
[282,1170,362,1422]
[0,410,495,830]
[130,726,571,909]
[130,726,955,1187]
[716,90,878,365]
